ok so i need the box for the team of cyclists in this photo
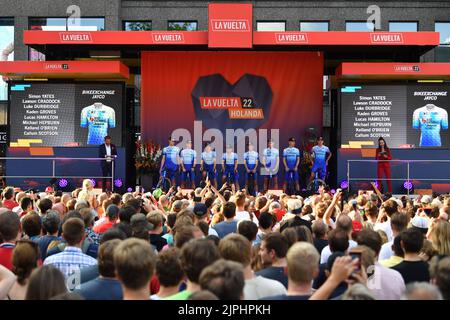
[159,136,332,194]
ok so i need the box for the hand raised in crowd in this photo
[329,256,358,284]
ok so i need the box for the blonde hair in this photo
[286,242,319,284]
[432,221,450,255]
[77,179,96,204]
[315,202,328,219]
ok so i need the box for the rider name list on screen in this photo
[9,82,123,147]
[341,84,450,148]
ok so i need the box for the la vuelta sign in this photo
[210,19,250,32]
[59,32,92,43]
[208,3,253,48]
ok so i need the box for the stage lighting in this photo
[330,189,336,194]
[89,179,96,187]
[372,181,379,189]
[114,179,123,188]
[127,187,133,192]
[58,178,68,188]
[340,180,349,189]
[403,180,413,191]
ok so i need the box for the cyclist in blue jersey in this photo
[180,140,197,189]
[262,139,279,190]
[283,137,300,193]
[222,144,239,190]
[200,143,217,188]
[160,137,180,187]
[244,142,259,194]
[309,136,331,184]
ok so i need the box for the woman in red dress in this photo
[376,137,392,193]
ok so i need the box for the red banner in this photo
[141,51,324,149]
[208,3,253,48]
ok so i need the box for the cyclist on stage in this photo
[283,137,300,194]
[244,142,259,194]
[200,143,217,188]
[222,144,239,190]
[262,139,279,190]
[180,139,197,189]
[309,136,331,184]
[160,136,180,187]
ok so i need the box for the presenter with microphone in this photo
[99,135,117,192]
[376,137,392,193]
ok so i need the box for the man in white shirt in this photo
[374,199,399,242]
[320,215,357,264]
[355,230,405,300]
[378,212,408,261]
[218,234,286,300]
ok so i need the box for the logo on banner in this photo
[199,97,264,119]
[394,65,420,72]
[152,33,185,43]
[192,74,272,131]
[370,33,404,44]
[210,19,250,32]
[59,32,92,43]
[275,33,308,44]
[44,63,69,70]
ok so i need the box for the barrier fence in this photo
[0,157,115,191]
[347,159,450,195]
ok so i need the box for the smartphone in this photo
[423,207,432,216]
[349,248,363,273]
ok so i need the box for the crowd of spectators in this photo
[1,179,450,300]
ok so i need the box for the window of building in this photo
[167,21,198,31]
[435,22,450,62]
[123,21,152,31]
[256,21,286,31]
[346,21,374,32]
[299,21,329,32]
[435,22,450,45]
[28,17,105,60]
[389,22,418,32]
[0,18,14,101]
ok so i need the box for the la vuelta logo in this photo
[211,19,250,32]
[152,32,185,43]
[370,33,404,44]
[59,32,92,43]
[275,33,308,44]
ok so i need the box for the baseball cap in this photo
[193,203,208,217]
[431,198,443,209]
[272,208,286,222]
[45,186,54,193]
[169,136,176,142]
[421,195,432,204]
[411,215,429,230]
[352,220,363,233]
[130,213,154,231]
[287,199,302,212]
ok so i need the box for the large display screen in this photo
[9,83,123,147]
[341,84,450,148]
[0,24,14,101]
[141,51,324,157]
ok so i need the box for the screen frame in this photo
[7,80,126,148]
[339,82,450,150]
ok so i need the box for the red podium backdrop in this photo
[141,51,323,152]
